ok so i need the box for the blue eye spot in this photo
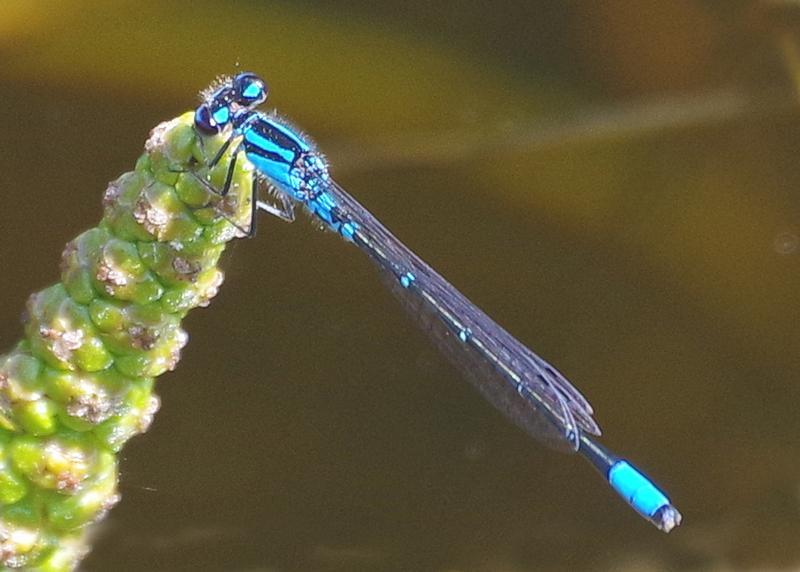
[243,82,263,100]
[212,106,230,125]
[233,72,268,104]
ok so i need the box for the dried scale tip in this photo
[0,112,253,570]
[652,504,682,533]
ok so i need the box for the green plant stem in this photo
[0,112,252,571]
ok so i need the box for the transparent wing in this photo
[322,178,601,452]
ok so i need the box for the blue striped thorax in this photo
[232,110,355,238]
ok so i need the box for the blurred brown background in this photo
[1,1,799,570]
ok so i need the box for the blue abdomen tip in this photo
[608,461,670,518]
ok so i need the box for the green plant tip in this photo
[0,110,254,571]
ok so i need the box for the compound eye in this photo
[233,72,268,106]
[194,104,220,134]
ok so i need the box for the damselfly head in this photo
[195,73,268,135]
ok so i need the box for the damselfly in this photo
[193,72,682,532]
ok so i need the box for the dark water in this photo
[1,1,799,570]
